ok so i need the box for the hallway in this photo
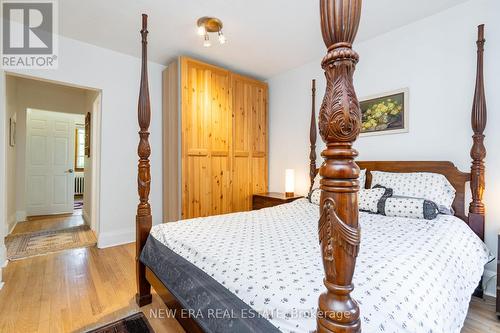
[11,211,85,235]
[3,74,101,263]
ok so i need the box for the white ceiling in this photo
[60,0,469,79]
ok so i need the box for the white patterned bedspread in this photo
[150,198,490,333]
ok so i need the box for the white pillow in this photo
[359,169,366,189]
[310,188,321,205]
[309,182,383,209]
[370,171,455,214]
[358,187,389,213]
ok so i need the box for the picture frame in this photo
[84,112,91,157]
[9,117,16,147]
[359,88,409,137]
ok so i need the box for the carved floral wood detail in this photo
[468,24,487,240]
[317,1,362,332]
[470,25,486,215]
[135,13,153,307]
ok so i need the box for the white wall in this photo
[1,34,165,248]
[82,90,100,230]
[5,76,17,233]
[268,0,499,295]
[0,70,6,288]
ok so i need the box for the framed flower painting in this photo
[359,88,409,137]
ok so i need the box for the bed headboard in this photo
[311,161,471,221]
[356,161,470,221]
[307,25,486,241]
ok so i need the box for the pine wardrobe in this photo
[163,57,268,221]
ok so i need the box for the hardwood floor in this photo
[0,242,497,332]
[11,212,85,235]
[0,243,184,333]
[463,296,500,332]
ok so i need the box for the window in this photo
[75,125,85,171]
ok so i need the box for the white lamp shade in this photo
[285,169,295,194]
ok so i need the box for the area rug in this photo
[74,200,84,210]
[5,225,97,260]
[86,313,155,333]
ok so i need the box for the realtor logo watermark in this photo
[1,0,58,69]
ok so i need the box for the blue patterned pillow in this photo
[378,195,439,220]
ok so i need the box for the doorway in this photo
[26,109,81,216]
[4,74,102,260]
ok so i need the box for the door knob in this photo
[66,169,74,173]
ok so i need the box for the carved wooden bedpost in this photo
[317,1,362,332]
[469,24,487,241]
[309,79,318,197]
[135,13,153,307]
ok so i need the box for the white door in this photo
[26,109,76,216]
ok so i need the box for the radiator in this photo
[75,175,85,195]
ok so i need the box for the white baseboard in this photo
[82,210,90,225]
[0,245,5,290]
[15,211,26,222]
[7,213,17,235]
[97,229,134,249]
[0,244,5,266]
[483,268,496,297]
[8,222,16,234]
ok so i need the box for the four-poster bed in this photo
[134,1,489,332]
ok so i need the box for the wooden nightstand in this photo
[252,192,304,210]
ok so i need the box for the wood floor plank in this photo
[0,243,185,333]
[12,212,85,235]
[37,255,51,333]
[0,241,497,332]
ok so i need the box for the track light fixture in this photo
[197,17,226,47]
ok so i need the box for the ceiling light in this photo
[203,33,211,47]
[197,16,226,47]
[218,31,226,44]
[197,25,206,36]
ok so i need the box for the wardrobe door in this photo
[232,76,251,212]
[231,74,268,211]
[180,57,231,218]
[210,68,232,216]
[181,58,210,219]
[163,61,181,222]
[250,81,268,195]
